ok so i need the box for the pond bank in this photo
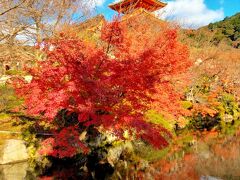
[0,139,29,165]
[0,161,29,180]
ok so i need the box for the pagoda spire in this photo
[109,0,167,14]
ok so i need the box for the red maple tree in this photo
[16,20,191,157]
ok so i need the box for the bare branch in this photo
[0,0,26,16]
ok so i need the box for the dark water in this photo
[0,161,237,180]
[0,159,114,180]
[0,161,223,180]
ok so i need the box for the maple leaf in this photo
[16,19,191,157]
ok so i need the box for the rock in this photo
[24,75,32,83]
[0,162,28,180]
[107,141,133,166]
[195,58,203,66]
[0,139,29,164]
[0,75,11,84]
[223,114,233,123]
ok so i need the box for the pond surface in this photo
[0,158,238,180]
[1,134,240,180]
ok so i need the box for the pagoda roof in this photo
[109,0,167,14]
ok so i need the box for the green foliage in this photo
[0,84,23,112]
[184,13,240,48]
[145,110,175,132]
[0,112,10,120]
[207,12,240,47]
[212,31,227,45]
[184,71,240,133]
[0,85,27,146]
[217,93,240,134]
[187,87,240,133]
[5,70,27,76]
[0,85,25,142]
[181,101,193,109]
[134,140,169,162]
[0,112,21,145]
[218,93,240,118]
[188,96,240,133]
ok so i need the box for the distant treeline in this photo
[207,12,240,47]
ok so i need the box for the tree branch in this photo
[0,0,26,16]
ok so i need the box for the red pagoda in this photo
[109,0,167,14]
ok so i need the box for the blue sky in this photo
[205,0,240,17]
[93,0,240,28]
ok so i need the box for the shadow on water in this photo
[37,155,114,180]
[3,153,115,180]
[0,160,95,180]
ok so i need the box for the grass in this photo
[134,141,170,162]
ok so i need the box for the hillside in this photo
[181,12,240,49]
[206,12,240,47]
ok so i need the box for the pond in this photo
[0,134,239,180]
[0,161,227,180]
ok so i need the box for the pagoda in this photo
[109,0,167,14]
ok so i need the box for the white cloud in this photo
[82,0,106,10]
[156,0,224,29]
[95,0,106,6]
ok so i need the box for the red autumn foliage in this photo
[16,20,191,157]
[39,127,89,158]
